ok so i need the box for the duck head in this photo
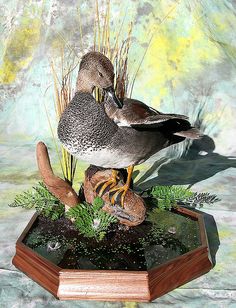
[77,51,123,108]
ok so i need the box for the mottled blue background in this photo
[0,0,236,307]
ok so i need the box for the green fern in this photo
[151,185,194,202]
[148,185,219,210]
[149,185,193,210]
[66,197,117,241]
[9,182,65,220]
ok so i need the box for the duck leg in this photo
[95,169,120,196]
[110,165,134,207]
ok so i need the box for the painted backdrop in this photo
[0,1,236,307]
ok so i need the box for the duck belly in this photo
[60,127,170,169]
[74,147,137,169]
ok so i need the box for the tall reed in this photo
[50,49,80,186]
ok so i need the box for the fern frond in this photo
[8,182,65,220]
[149,185,220,210]
[150,185,194,202]
[66,197,117,241]
[9,190,36,209]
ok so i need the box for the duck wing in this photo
[128,113,189,127]
[105,97,188,127]
[105,97,201,140]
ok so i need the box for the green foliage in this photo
[9,182,65,220]
[148,185,220,210]
[156,198,173,211]
[9,186,117,241]
[66,197,117,241]
[185,192,220,208]
[149,185,193,210]
[151,185,193,205]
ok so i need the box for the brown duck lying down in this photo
[36,142,146,226]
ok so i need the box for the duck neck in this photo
[76,70,94,93]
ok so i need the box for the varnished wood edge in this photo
[59,268,148,276]
[14,212,61,273]
[15,242,61,273]
[12,245,60,297]
[14,207,212,275]
[58,296,150,302]
[149,247,212,300]
[175,206,207,245]
[148,245,207,277]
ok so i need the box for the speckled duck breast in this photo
[57,92,175,169]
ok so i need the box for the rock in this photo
[83,166,146,227]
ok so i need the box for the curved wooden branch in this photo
[36,142,79,207]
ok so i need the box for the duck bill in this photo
[105,86,123,108]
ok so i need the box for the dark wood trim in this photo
[12,244,60,296]
[12,207,212,302]
[148,246,211,300]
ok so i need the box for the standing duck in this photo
[58,51,201,206]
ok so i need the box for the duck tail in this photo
[173,127,202,139]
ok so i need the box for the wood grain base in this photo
[12,207,212,302]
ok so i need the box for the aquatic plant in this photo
[46,0,178,187]
[65,197,117,241]
[9,182,65,220]
[146,208,200,251]
[9,184,116,240]
[148,185,220,210]
[46,1,134,187]
[93,0,133,103]
[149,185,194,210]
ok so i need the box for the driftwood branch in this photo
[36,142,79,207]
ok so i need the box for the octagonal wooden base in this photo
[12,207,212,302]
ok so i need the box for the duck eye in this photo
[98,71,103,78]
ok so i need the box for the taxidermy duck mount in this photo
[11,51,218,301]
[54,51,201,225]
